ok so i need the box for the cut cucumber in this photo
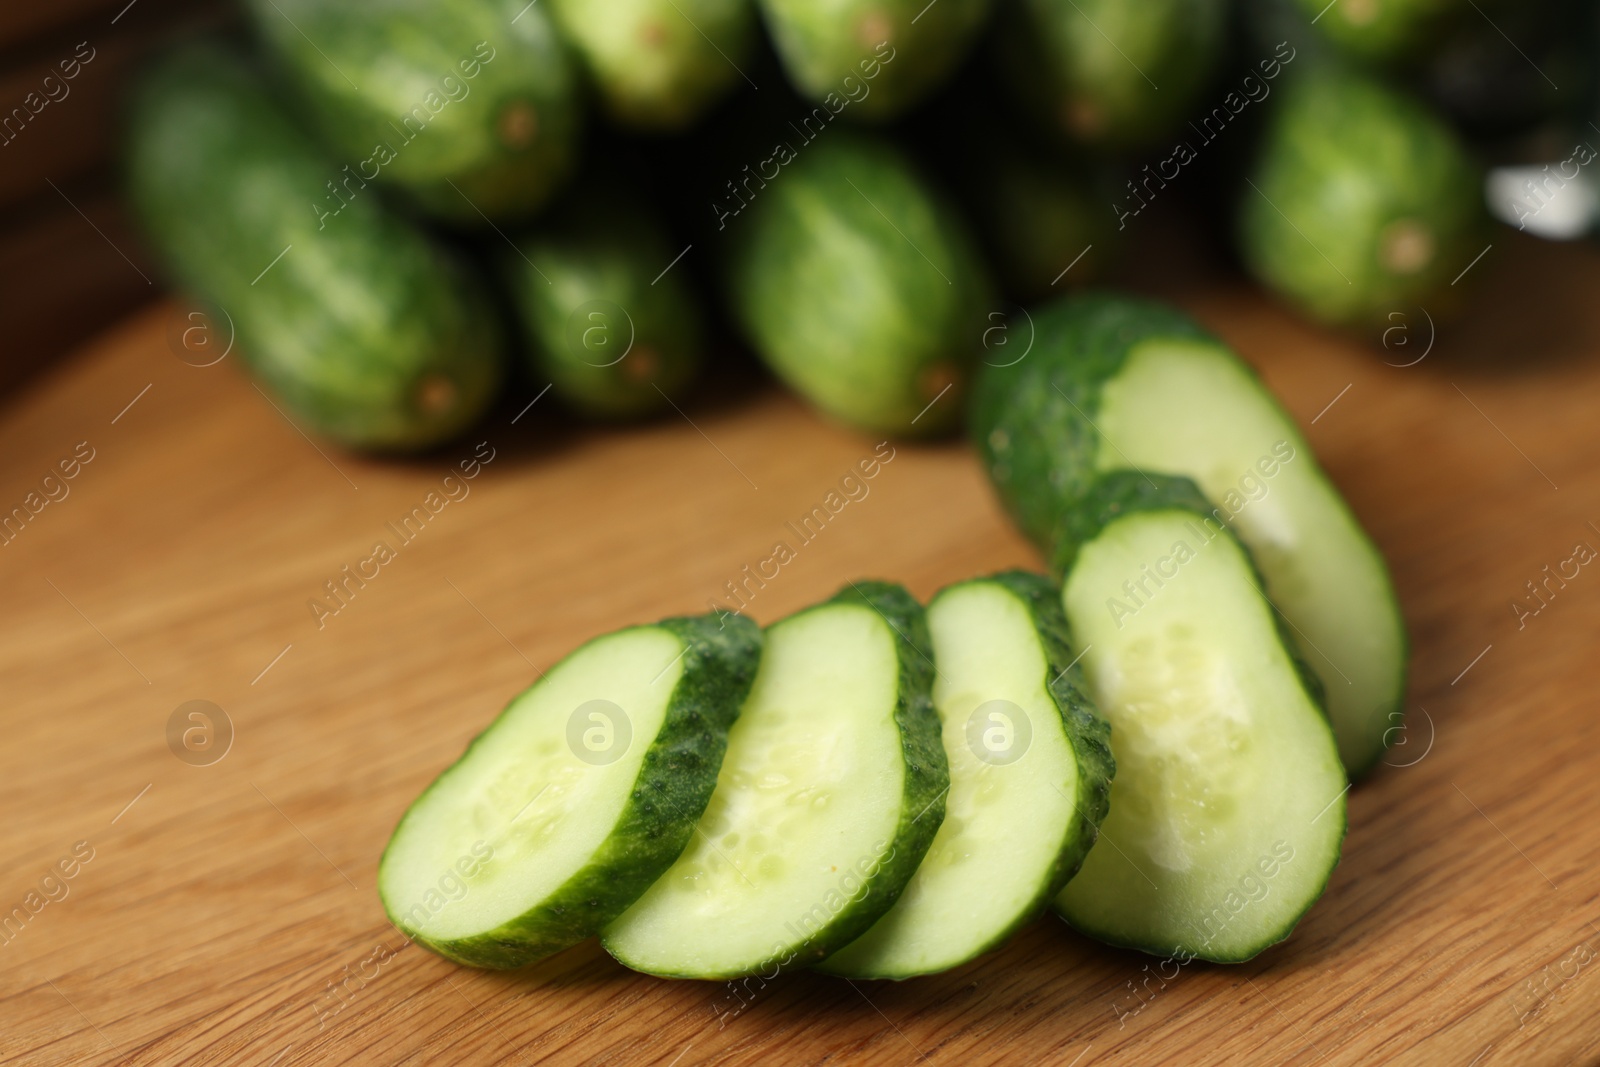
[378,614,760,968]
[1052,473,1345,962]
[602,581,948,979]
[819,572,1113,979]
[971,293,1406,777]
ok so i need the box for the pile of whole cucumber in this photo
[122,0,1588,979]
[125,0,1596,450]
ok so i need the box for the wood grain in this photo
[2,234,1599,1066]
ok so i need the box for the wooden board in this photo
[3,234,1599,1067]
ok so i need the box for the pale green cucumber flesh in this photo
[821,574,1110,979]
[1055,508,1345,962]
[1094,339,1406,777]
[378,615,757,968]
[603,592,942,979]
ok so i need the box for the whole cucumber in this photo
[126,45,502,451]
[1237,62,1487,328]
[503,191,705,418]
[727,133,994,436]
[247,0,583,225]
[549,0,757,130]
[996,0,1228,153]
[757,0,995,122]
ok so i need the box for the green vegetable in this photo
[247,0,583,224]
[1238,62,1487,328]
[378,614,762,968]
[603,581,948,979]
[549,0,757,130]
[1293,0,1467,65]
[757,0,993,121]
[996,0,1228,153]
[970,293,1406,776]
[727,133,994,436]
[1051,472,1346,962]
[503,190,704,418]
[819,572,1113,979]
[126,44,502,452]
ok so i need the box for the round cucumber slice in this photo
[378,614,760,968]
[1052,474,1346,963]
[819,572,1113,979]
[602,582,948,979]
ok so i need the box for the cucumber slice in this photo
[1052,473,1345,962]
[819,572,1113,979]
[602,582,948,979]
[972,293,1406,777]
[378,614,760,968]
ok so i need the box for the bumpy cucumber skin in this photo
[783,581,950,968]
[1293,0,1466,64]
[504,194,704,418]
[758,0,994,121]
[1051,472,1346,962]
[728,133,994,436]
[126,46,503,452]
[970,293,1209,548]
[550,0,756,130]
[820,571,1113,978]
[248,0,582,224]
[969,292,1408,778]
[1238,63,1487,328]
[380,614,762,969]
[996,0,1227,153]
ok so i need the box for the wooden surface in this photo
[3,236,1600,1067]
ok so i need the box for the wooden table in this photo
[3,234,1598,1066]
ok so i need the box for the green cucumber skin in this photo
[728,133,995,437]
[970,293,1210,549]
[249,0,583,224]
[819,570,1114,977]
[1052,472,1346,962]
[504,194,704,418]
[126,46,503,452]
[1293,0,1467,64]
[380,614,762,969]
[996,0,1227,153]
[758,0,994,121]
[549,0,756,130]
[787,580,950,968]
[1238,63,1487,328]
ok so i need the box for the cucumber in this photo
[378,614,761,968]
[1051,473,1345,962]
[970,293,1405,777]
[602,581,948,979]
[126,45,502,452]
[549,0,757,130]
[1238,62,1487,328]
[996,0,1228,153]
[757,0,995,121]
[1292,0,1467,65]
[503,189,704,419]
[819,572,1113,979]
[248,0,583,224]
[727,132,994,436]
